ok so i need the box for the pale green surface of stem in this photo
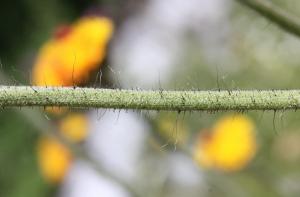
[1,86,300,111]
[236,0,300,37]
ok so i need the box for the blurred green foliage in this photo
[0,109,52,196]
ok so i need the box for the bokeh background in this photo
[1,0,300,196]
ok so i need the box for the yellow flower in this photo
[37,113,88,183]
[32,16,114,86]
[59,113,89,143]
[37,137,72,183]
[194,115,257,172]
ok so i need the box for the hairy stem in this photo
[1,86,300,111]
[236,0,300,37]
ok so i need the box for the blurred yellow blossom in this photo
[38,113,89,183]
[194,115,257,172]
[32,16,114,86]
[37,137,72,183]
[59,113,89,143]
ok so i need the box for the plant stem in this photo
[1,86,300,111]
[236,0,300,37]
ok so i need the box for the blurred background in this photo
[1,0,300,196]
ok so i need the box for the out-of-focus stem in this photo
[236,0,300,37]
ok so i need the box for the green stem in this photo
[236,0,300,37]
[1,86,300,111]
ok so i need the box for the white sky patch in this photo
[110,0,229,88]
[85,110,149,182]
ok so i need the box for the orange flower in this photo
[32,16,114,86]
[37,137,72,183]
[194,115,257,172]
